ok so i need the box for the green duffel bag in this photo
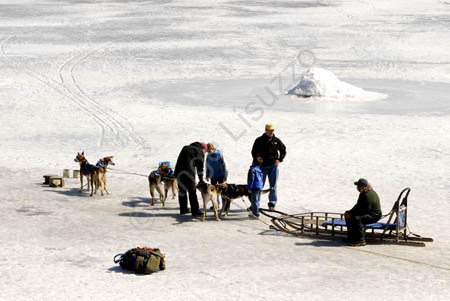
[114,247,166,274]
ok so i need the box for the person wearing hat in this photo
[251,123,287,211]
[344,178,382,246]
[174,142,208,216]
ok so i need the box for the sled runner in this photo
[260,188,433,247]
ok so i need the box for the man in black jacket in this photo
[251,123,286,210]
[174,142,208,216]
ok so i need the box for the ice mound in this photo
[287,68,387,101]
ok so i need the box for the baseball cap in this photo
[265,123,275,131]
[354,178,369,187]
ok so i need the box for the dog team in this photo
[73,123,287,221]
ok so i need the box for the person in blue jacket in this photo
[247,157,264,219]
[205,143,228,185]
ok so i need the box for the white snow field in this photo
[1,0,450,300]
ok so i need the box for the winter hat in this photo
[200,142,207,151]
[354,178,369,187]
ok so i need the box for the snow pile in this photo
[287,68,387,101]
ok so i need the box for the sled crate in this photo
[43,174,58,185]
[49,176,65,188]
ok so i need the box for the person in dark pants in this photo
[344,178,382,246]
[251,123,286,211]
[174,142,208,216]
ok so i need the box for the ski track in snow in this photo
[1,34,148,150]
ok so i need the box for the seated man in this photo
[344,178,382,246]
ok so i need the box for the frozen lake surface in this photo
[143,77,450,115]
[1,0,449,300]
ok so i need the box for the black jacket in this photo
[251,134,286,166]
[174,142,205,184]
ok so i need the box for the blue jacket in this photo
[206,150,228,180]
[247,165,263,191]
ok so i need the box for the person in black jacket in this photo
[251,123,286,210]
[174,142,208,216]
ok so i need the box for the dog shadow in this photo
[122,197,176,209]
[43,188,91,197]
[122,197,152,208]
[119,211,155,218]
[149,209,197,225]
[218,215,253,222]
[118,209,194,225]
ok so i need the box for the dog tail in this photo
[261,188,273,195]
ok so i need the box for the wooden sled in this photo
[260,188,433,247]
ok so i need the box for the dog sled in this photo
[260,188,433,247]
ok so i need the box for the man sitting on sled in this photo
[344,178,382,247]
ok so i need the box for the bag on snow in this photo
[114,247,166,274]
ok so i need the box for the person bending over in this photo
[174,142,208,216]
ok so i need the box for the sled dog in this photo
[159,162,178,202]
[74,151,96,196]
[94,156,115,196]
[196,181,220,221]
[148,170,165,206]
[216,183,272,216]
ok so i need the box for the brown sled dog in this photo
[148,170,165,206]
[159,162,178,202]
[216,183,272,216]
[93,156,115,196]
[148,163,178,206]
[74,151,96,196]
[196,181,220,221]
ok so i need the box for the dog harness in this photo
[81,161,96,175]
[150,170,160,177]
[96,160,105,169]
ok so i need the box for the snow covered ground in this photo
[1,0,449,299]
